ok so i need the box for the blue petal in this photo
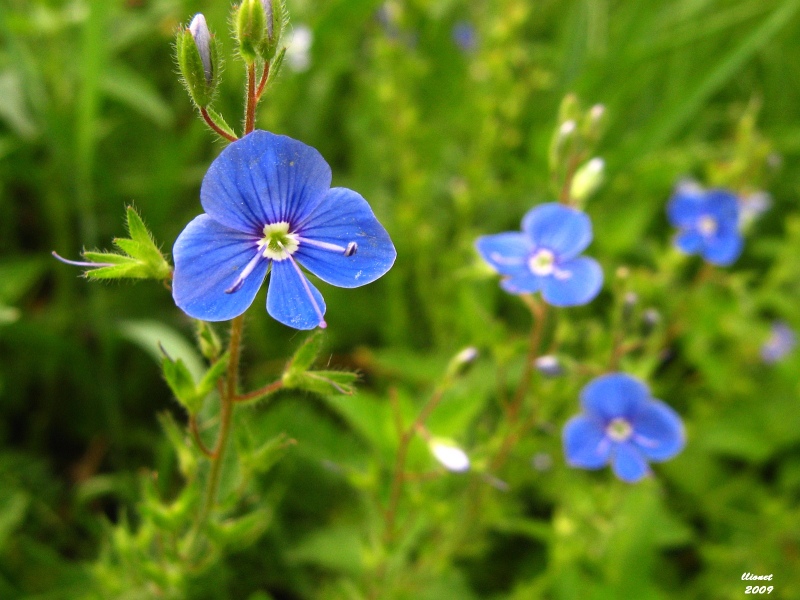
[675,230,703,254]
[500,273,544,295]
[702,230,743,266]
[703,189,740,226]
[581,373,650,421]
[563,415,611,469]
[522,203,592,260]
[201,131,332,233]
[294,188,396,288]
[540,257,603,307]
[667,186,705,228]
[266,259,327,330]
[631,400,686,462]
[611,443,651,483]
[172,215,268,321]
[475,232,532,276]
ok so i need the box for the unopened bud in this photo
[557,93,581,124]
[622,291,638,322]
[259,0,286,60]
[584,103,606,141]
[236,0,266,64]
[549,119,578,173]
[569,157,605,204]
[176,14,220,107]
[446,346,479,379]
[642,308,661,336]
[535,355,563,378]
[430,439,470,473]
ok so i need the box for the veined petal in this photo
[563,415,611,469]
[675,229,703,254]
[631,400,685,462]
[667,187,705,228]
[201,131,332,233]
[702,230,743,266]
[522,203,592,260]
[541,256,603,307]
[267,259,327,330]
[581,373,650,421]
[703,189,740,225]
[611,442,651,483]
[173,215,268,321]
[500,273,544,295]
[475,232,532,276]
[294,188,396,288]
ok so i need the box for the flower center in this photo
[528,248,555,276]
[697,215,717,236]
[606,417,633,442]
[258,222,299,261]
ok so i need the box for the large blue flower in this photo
[172,131,396,329]
[475,203,603,306]
[667,182,742,266]
[563,373,685,483]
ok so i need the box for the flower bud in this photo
[548,119,577,173]
[176,14,219,108]
[584,103,607,142]
[429,439,470,473]
[534,355,563,378]
[446,346,478,379]
[259,0,286,60]
[569,157,605,205]
[236,0,267,64]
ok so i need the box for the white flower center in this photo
[528,248,556,276]
[606,417,633,442]
[258,222,299,261]
[698,215,717,236]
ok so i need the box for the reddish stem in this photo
[200,107,238,142]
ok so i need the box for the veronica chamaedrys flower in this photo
[475,203,603,306]
[667,181,742,266]
[761,321,796,364]
[563,373,685,483]
[172,131,396,329]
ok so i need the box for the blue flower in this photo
[667,182,742,266]
[172,131,396,329]
[761,321,796,364]
[452,21,477,53]
[563,373,685,483]
[475,203,603,306]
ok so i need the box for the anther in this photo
[344,242,358,257]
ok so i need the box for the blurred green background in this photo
[2,0,800,598]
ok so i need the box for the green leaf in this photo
[206,108,238,140]
[242,433,295,475]
[157,412,198,478]
[197,353,230,398]
[287,331,326,374]
[119,320,205,380]
[162,355,201,414]
[283,370,358,396]
[207,507,274,551]
[101,62,174,129]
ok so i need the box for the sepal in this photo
[161,351,230,415]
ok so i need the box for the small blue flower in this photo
[452,21,477,53]
[761,321,796,364]
[667,182,743,266]
[172,131,396,329]
[475,203,603,306]
[563,373,685,483]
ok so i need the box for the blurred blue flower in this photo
[452,21,477,53]
[761,321,796,364]
[563,373,685,483]
[475,203,603,306]
[172,131,396,329]
[738,190,772,228]
[667,182,742,266]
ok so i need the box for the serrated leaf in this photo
[287,331,325,375]
[197,353,230,398]
[206,108,238,139]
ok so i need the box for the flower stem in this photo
[200,107,238,142]
[232,379,283,403]
[255,61,271,101]
[245,63,257,135]
[507,297,547,421]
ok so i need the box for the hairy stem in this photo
[200,107,238,142]
[245,64,257,135]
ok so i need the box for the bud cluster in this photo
[235,0,289,64]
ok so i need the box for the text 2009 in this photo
[745,586,773,594]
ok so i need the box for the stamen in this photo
[489,252,524,266]
[295,236,359,256]
[225,249,265,294]
[51,251,116,268]
[280,242,327,329]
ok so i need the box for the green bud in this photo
[548,119,577,174]
[445,346,478,379]
[569,157,605,205]
[259,0,287,60]
[176,14,220,108]
[236,0,266,64]
[583,103,606,143]
[196,321,222,361]
[557,93,581,124]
